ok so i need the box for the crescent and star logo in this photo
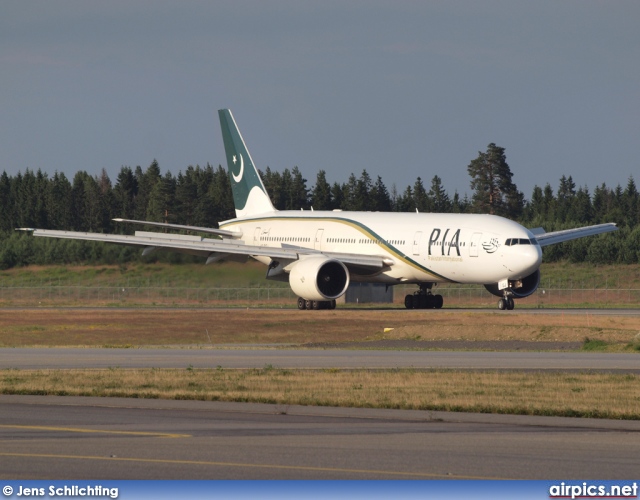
[232,154,245,183]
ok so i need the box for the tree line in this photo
[1,143,639,269]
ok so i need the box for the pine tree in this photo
[147,171,176,223]
[113,166,138,223]
[428,175,451,213]
[192,163,215,226]
[0,171,12,232]
[288,166,309,210]
[542,183,556,221]
[396,185,414,212]
[623,176,639,227]
[525,185,545,221]
[567,186,593,224]
[175,166,199,224]
[97,168,115,232]
[342,174,359,211]
[330,182,344,209]
[311,170,332,210]
[46,171,73,230]
[261,167,284,209]
[134,160,161,221]
[556,175,576,222]
[70,171,102,231]
[355,170,373,211]
[203,165,234,226]
[412,177,430,212]
[467,143,523,218]
[371,175,392,212]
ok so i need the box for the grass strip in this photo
[2,368,639,420]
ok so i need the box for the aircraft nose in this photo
[517,244,542,276]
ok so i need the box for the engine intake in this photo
[289,256,350,301]
[484,269,540,298]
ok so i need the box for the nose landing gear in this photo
[498,294,515,310]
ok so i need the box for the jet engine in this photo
[289,256,350,301]
[484,269,540,298]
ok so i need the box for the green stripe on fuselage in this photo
[221,215,457,283]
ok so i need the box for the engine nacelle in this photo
[484,269,541,298]
[289,256,350,301]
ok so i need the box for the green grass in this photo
[2,368,639,420]
[582,337,610,351]
[0,261,283,289]
[2,261,639,289]
[2,261,640,310]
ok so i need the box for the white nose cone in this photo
[513,244,542,279]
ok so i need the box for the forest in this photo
[1,143,639,269]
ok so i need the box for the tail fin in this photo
[218,109,276,218]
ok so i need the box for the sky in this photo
[1,1,639,200]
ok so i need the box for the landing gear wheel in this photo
[404,294,414,309]
[305,299,313,310]
[330,300,336,310]
[297,297,306,310]
[434,294,443,309]
[498,298,506,310]
[506,297,515,310]
[312,300,320,310]
[418,295,428,309]
[425,295,435,309]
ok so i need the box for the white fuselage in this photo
[220,210,542,285]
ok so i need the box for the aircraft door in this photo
[470,232,482,257]
[253,227,261,243]
[412,231,423,256]
[314,229,324,250]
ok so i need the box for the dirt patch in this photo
[0,308,638,348]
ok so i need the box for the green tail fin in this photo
[218,109,276,217]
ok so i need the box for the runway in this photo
[2,347,639,372]
[2,316,639,480]
[1,395,639,480]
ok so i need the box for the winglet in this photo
[218,109,276,218]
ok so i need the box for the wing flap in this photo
[112,218,242,238]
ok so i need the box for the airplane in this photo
[19,109,618,311]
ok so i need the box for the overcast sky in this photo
[1,1,638,200]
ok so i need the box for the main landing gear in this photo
[297,297,337,310]
[404,283,443,309]
[497,294,515,310]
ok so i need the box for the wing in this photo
[17,228,392,272]
[532,223,618,247]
